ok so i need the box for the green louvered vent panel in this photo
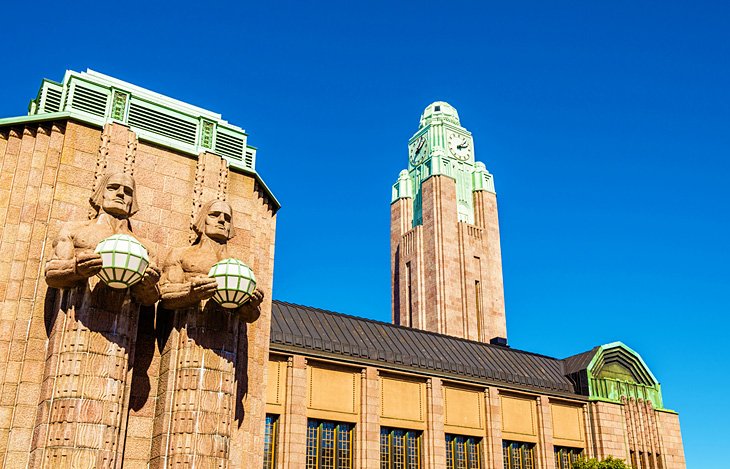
[215,131,245,165]
[244,150,255,169]
[71,85,107,117]
[44,87,62,112]
[128,103,197,145]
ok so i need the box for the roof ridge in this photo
[271,299,561,362]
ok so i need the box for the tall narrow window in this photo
[263,414,278,469]
[475,280,482,341]
[306,419,353,469]
[554,446,582,469]
[502,441,535,469]
[446,434,482,468]
[406,261,413,327]
[381,427,422,469]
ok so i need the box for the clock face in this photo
[409,136,429,165]
[448,133,471,161]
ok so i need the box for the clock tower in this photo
[391,102,507,343]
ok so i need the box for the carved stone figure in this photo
[160,198,263,318]
[45,172,160,303]
[152,199,262,468]
[34,172,159,468]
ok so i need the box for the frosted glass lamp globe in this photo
[208,258,257,309]
[94,234,149,289]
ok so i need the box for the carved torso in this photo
[68,214,133,252]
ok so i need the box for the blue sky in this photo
[2,1,727,466]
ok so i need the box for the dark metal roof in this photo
[270,300,576,394]
[562,347,599,376]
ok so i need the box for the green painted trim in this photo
[0,112,280,211]
[0,111,74,126]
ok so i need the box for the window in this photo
[380,427,422,469]
[306,419,354,469]
[554,446,583,469]
[406,261,413,327]
[263,414,279,469]
[446,434,482,469]
[502,441,535,469]
[475,279,482,341]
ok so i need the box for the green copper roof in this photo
[419,101,460,128]
[393,101,495,226]
[0,69,279,210]
[586,342,666,410]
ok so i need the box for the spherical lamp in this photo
[94,234,149,289]
[208,258,257,309]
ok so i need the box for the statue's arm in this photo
[159,252,217,309]
[45,225,102,289]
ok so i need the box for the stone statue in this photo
[36,172,160,468]
[153,199,263,467]
[45,172,160,303]
[159,199,263,319]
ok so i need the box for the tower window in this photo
[406,262,413,327]
[434,106,441,111]
[475,280,482,341]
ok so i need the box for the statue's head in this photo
[193,199,235,244]
[90,173,139,219]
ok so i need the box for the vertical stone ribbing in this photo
[152,308,240,468]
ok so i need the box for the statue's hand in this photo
[248,288,264,308]
[138,264,161,288]
[239,288,264,323]
[191,276,218,300]
[76,251,103,278]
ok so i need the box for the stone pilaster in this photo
[282,355,307,468]
[358,367,380,469]
[424,378,445,468]
[536,396,555,469]
[486,387,503,469]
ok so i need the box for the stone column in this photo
[151,306,241,468]
[34,286,141,468]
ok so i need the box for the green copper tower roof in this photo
[0,69,279,210]
[393,101,495,226]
